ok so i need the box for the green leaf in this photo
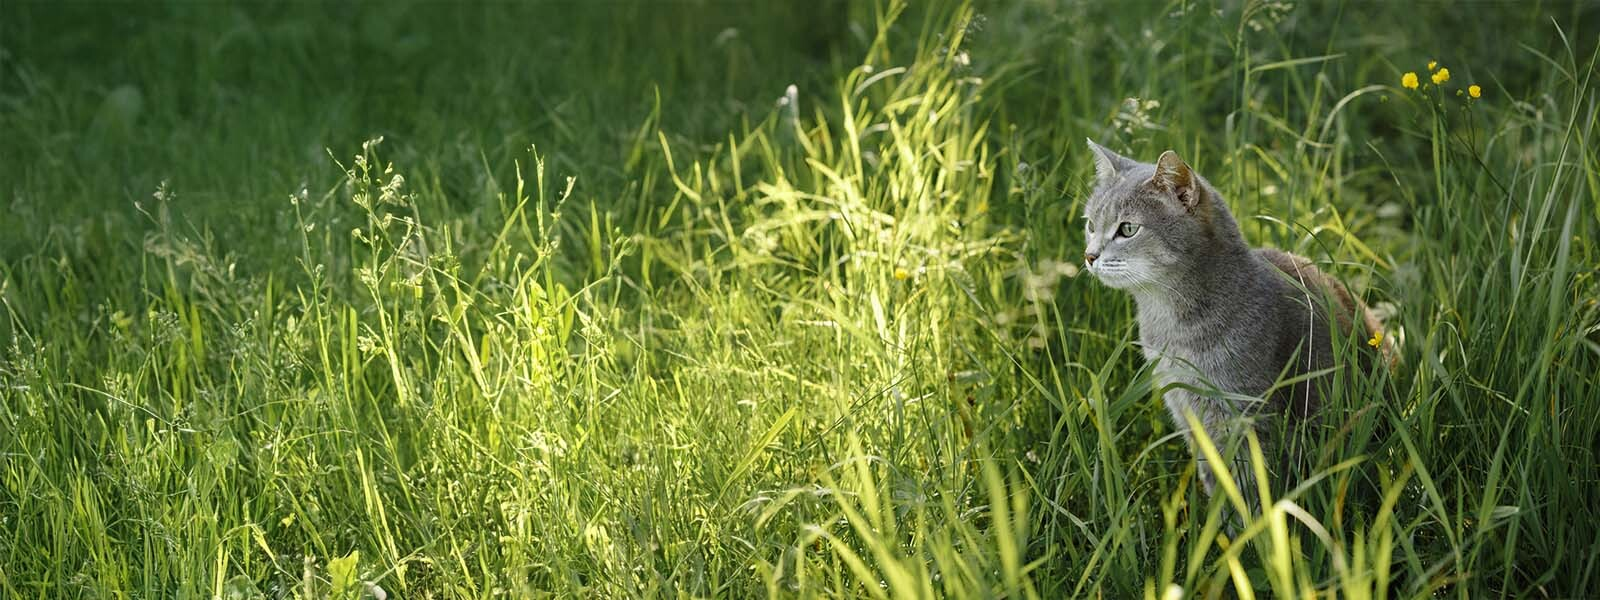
[328,550,361,596]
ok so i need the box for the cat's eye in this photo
[1117,222,1141,238]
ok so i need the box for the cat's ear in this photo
[1086,139,1127,185]
[1152,150,1201,210]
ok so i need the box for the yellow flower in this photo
[1401,72,1419,89]
[1469,84,1482,98]
[1428,60,1438,71]
[1431,67,1450,85]
[1367,329,1384,349]
[894,268,910,281]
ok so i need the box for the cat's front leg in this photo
[1162,388,1218,490]
[1166,392,1260,507]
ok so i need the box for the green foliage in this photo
[2,0,1597,597]
[327,550,361,598]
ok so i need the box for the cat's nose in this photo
[1084,252,1098,266]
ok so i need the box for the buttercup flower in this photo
[894,267,910,281]
[1402,72,1419,89]
[1469,84,1482,98]
[1431,67,1450,84]
[1367,329,1384,349]
[1428,60,1438,71]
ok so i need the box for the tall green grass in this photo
[3,0,1597,597]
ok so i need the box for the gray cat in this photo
[1081,140,1387,502]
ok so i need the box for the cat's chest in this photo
[1135,306,1275,392]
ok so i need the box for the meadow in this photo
[2,1,1598,597]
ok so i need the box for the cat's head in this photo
[1081,140,1238,292]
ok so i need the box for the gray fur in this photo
[1081,140,1383,498]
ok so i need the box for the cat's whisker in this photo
[1131,271,1184,297]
